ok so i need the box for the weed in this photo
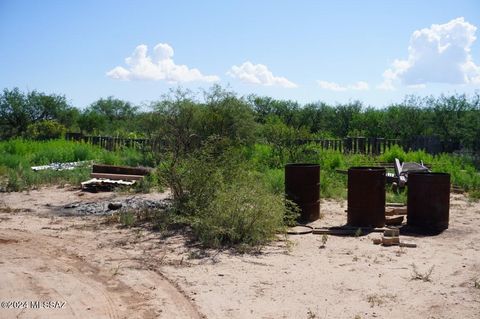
[320,234,328,249]
[469,189,480,202]
[187,250,206,260]
[306,309,317,319]
[119,211,135,227]
[395,246,406,257]
[474,279,480,289]
[285,237,297,253]
[112,263,122,276]
[354,228,363,237]
[410,264,435,282]
[366,293,396,307]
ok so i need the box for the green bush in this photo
[262,168,284,195]
[158,139,297,249]
[26,120,66,140]
[190,175,296,249]
[380,144,407,163]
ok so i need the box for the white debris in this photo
[31,161,91,172]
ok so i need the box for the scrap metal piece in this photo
[31,160,91,171]
[81,178,136,192]
[287,225,313,235]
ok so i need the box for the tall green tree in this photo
[0,88,74,139]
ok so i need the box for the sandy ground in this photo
[0,187,479,319]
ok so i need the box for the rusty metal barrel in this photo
[347,167,386,227]
[285,163,320,222]
[407,172,450,233]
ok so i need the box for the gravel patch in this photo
[61,197,171,216]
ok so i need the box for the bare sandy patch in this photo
[0,187,479,319]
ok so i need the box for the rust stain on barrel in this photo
[285,163,320,222]
[407,172,450,233]
[347,167,385,227]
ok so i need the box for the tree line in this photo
[1,86,479,151]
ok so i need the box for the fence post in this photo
[358,137,366,154]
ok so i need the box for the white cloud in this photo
[349,81,370,90]
[227,61,298,88]
[317,80,369,91]
[107,43,219,83]
[379,17,480,90]
[317,80,347,91]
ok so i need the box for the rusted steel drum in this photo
[285,163,320,222]
[347,167,386,227]
[407,172,450,233]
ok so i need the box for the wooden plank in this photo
[385,207,407,216]
[399,242,417,248]
[385,215,404,226]
[92,164,152,176]
[312,229,360,235]
[312,226,387,235]
[386,202,405,207]
[90,173,144,181]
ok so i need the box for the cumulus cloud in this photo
[379,17,480,90]
[107,43,219,83]
[227,61,298,88]
[317,80,369,91]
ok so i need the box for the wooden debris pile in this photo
[81,164,152,191]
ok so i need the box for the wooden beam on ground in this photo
[386,203,405,207]
[90,173,144,181]
[385,207,407,216]
[92,164,152,176]
[312,226,387,235]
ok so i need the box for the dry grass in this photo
[410,264,435,282]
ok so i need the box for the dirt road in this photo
[0,188,203,319]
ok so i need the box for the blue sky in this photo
[1,0,479,109]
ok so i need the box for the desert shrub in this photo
[73,144,92,161]
[245,143,276,170]
[133,173,160,193]
[469,189,480,201]
[98,151,121,165]
[119,211,135,227]
[190,174,296,248]
[158,138,297,249]
[319,149,345,170]
[380,144,407,163]
[320,169,347,199]
[25,120,66,140]
[404,149,434,164]
[262,168,284,195]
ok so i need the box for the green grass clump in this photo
[262,168,284,195]
[191,175,295,249]
[379,144,406,163]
